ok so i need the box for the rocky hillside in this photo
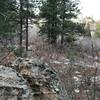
[0,57,69,100]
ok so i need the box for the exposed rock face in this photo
[10,58,70,100]
[0,57,69,100]
[0,65,33,100]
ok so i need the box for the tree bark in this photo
[26,0,29,52]
[19,0,23,57]
[61,0,65,45]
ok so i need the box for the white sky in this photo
[80,0,100,20]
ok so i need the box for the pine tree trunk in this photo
[19,0,23,57]
[61,15,64,45]
[26,0,29,53]
[61,33,64,45]
[61,0,65,45]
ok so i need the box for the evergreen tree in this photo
[19,0,24,56]
[0,0,17,37]
[58,0,80,44]
[39,0,60,44]
[25,0,29,52]
[0,0,37,56]
[39,0,80,44]
[24,0,38,52]
[18,0,38,55]
[19,0,39,53]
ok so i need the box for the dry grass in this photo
[0,38,100,100]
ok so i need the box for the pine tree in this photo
[25,0,29,52]
[24,0,38,52]
[58,0,80,44]
[18,0,37,56]
[19,0,23,56]
[39,0,80,44]
[39,0,60,44]
[20,0,39,53]
[0,0,17,37]
[0,0,37,56]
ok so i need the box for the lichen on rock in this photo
[11,57,61,100]
[0,65,33,100]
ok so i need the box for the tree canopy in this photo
[39,0,81,44]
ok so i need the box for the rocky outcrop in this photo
[0,65,33,100]
[12,57,69,100]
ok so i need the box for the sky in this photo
[80,0,100,20]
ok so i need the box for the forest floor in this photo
[29,39,100,100]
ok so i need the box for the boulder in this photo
[10,57,69,100]
[0,65,33,100]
